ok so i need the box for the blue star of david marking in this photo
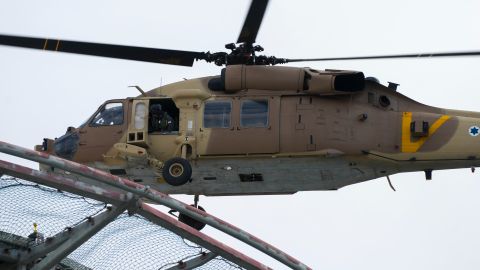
[469,126,479,136]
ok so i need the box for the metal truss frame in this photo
[0,141,311,270]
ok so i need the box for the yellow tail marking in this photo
[55,40,60,51]
[43,39,48,50]
[401,112,451,153]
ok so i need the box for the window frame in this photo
[239,99,269,128]
[203,99,233,129]
[89,101,125,127]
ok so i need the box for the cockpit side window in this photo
[90,102,124,127]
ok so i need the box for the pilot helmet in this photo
[150,104,162,113]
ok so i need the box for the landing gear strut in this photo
[169,195,206,231]
[193,194,199,208]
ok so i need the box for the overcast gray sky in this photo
[1,0,480,269]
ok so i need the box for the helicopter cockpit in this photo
[48,96,182,166]
[48,99,129,163]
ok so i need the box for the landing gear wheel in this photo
[162,157,192,186]
[179,205,206,231]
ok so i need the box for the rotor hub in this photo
[198,42,287,66]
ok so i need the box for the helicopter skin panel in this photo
[71,151,480,196]
[401,112,452,153]
[73,155,386,195]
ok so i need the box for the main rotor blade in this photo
[286,51,480,63]
[237,0,269,44]
[0,34,204,66]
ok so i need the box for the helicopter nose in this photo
[53,131,79,160]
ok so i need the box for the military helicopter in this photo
[1,0,480,229]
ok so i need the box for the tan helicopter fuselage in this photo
[39,65,480,196]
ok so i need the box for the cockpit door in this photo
[125,97,181,161]
[144,98,180,161]
[126,99,149,147]
[75,100,128,163]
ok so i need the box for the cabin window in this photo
[203,100,232,128]
[240,100,268,128]
[134,102,147,129]
[90,102,124,126]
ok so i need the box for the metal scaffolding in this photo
[0,141,311,270]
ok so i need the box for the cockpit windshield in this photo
[90,102,124,126]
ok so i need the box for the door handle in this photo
[116,130,123,134]
[79,130,87,134]
[79,142,87,146]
